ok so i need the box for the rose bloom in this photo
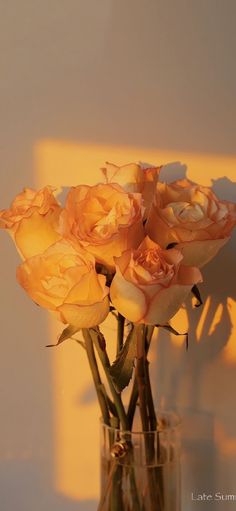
[110,236,202,325]
[101,161,161,212]
[17,240,110,328]
[0,186,62,259]
[146,179,236,267]
[61,183,144,269]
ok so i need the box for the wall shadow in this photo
[154,174,236,510]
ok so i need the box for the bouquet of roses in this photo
[1,162,235,511]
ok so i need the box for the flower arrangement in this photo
[1,162,235,510]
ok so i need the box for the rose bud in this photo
[16,240,110,328]
[110,236,202,325]
[60,183,144,270]
[146,179,236,267]
[101,161,161,214]
[0,186,62,259]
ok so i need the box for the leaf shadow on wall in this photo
[154,175,236,502]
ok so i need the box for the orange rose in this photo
[101,161,161,212]
[146,179,236,267]
[61,183,144,269]
[110,236,202,325]
[0,187,62,259]
[16,240,109,328]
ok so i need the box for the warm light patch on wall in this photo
[196,296,212,342]
[49,322,100,500]
[223,298,236,365]
[215,421,236,457]
[34,139,236,187]
[34,139,236,501]
[208,303,223,336]
[169,307,189,347]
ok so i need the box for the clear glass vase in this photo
[99,411,181,511]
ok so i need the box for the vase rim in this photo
[100,410,181,434]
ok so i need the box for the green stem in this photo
[136,325,149,433]
[144,327,157,431]
[136,325,162,511]
[89,327,142,511]
[82,329,110,426]
[89,327,129,431]
[127,325,155,428]
[117,313,125,356]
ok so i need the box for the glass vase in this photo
[99,411,181,511]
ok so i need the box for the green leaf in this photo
[46,324,80,347]
[109,326,136,392]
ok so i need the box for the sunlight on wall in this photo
[196,297,212,341]
[169,307,189,347]
[223,298,236,365]
[215,421,236,457]
[48,322,100,500]
[35,139,236,187]
[35,139,236,500]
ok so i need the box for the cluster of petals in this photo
[17,239,109,328]
[0,186,61,259]
[1,162,235,329]
[60,182,144,270]
[110,237,202,325]
[146,179,236,267]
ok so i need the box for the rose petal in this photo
[62,182,144,270]
[110,269,147,323]
[146,207,180,247]
[58,296,110,328]
[174,265,202,286]
[65,271,108,304]
[14,210,61,259]
[101,162,141,192]
[143,284,193,325]
[177,237,230,267]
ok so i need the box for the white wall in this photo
[0,2,236,510]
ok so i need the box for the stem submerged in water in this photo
[83,325,164,511]
[136,325,163,511]
[87,327,142,511]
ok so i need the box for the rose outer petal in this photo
[83,221,144,271]
[58,296,110,328]
[177,237,230,267]
[175,264,203,285]
[146,206,180,247]
[143,284,194,325]
[110,270,147,323]
[15,210,61,259]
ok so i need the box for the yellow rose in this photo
[146,179,236,267]
[101,161,161,212]
[0,187,62,259]
[16,240,109,328]
[110,236,202,325]
[61,183,144,270]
